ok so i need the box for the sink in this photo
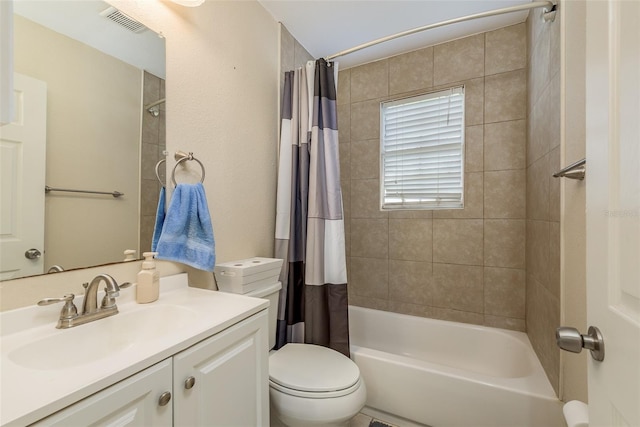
[8,304,198,370]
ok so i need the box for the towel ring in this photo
[171,152,205,187]
[155,158,166,187]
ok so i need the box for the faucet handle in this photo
[38,294,78,320]
[100,282,131,309]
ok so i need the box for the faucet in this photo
[38,274,131,329]
[82,274,121,314]
[47,265,64,273]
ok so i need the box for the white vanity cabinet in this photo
[31,359,173,426]
[31,310,269,427]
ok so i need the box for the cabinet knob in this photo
[184,376,196,390]
[158,391,172,406]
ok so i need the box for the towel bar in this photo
[171,152,205,186]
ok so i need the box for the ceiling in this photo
[258,0,539,69]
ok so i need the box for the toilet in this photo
[219,276,366,427]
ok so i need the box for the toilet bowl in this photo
[269,343,367,427]
[216,271,366,427]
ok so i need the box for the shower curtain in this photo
[275,59,349,356]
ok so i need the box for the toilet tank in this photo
[244,281,282,350]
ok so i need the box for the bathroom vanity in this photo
[0,274,269,426]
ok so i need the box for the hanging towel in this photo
[156,182,216,271]
[151,186,166,252]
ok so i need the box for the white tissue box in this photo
[214,257,283,294]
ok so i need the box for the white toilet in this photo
[228,280,367,427]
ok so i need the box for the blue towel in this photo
[156,183,216,271]
[151,186,166,252]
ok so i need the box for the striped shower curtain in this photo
[275,59,349,356]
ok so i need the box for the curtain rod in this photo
[324,1,556,62]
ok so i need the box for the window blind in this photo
[380,86,465,210]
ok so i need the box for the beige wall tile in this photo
[527,155,550,220]
[465,125,484,172]
[389,260,433,305]
[351,60,389,103]
[526,219,550,287]
[432,307,484,325]
[433,219,483,265]
[348,294,389,310]
[433,172,483,219]
[484,219,526,268]
[389,47,433,95]
[484,120,526,171]
[464,78,484,126]
[433,263,484,312]
[351,178,386,219]
[484,170,526,219]
[141,179,160,216]
[351,218,388,258]
[389,209,433,219]
[351,139,379,179]
[350,257,388,299]
[339,140,350,184]
[351,99,380,141]
[549,146,561,222]
[434,34,485,86]
[485,69,527,123]
[485,23,527,76]
[389,218,433,261]
[337,69,351,105]
[484,266,526,318]
[337,103,351,143]
[484,315,526,332]
[548,221,561,299]
[293,39,313,68]
[388,300,433,318]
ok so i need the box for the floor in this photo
[350,413,398,427]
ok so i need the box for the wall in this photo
[140,71,166,253]
[108,0,279,288]
[339,24,528,331]
[559,0,588,403]
[526,7,562,394]
[0,1,279,309]
[14,15,140,270]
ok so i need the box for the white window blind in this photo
[380,86,465,210]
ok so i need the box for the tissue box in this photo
[214,257,283,294]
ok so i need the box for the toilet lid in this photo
[269,344,360,393]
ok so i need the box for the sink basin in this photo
[9,304,198,370]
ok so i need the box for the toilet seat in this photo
[269,344,361,398]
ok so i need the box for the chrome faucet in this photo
[38,274,131,329]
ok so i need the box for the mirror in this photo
[3,0,166,280]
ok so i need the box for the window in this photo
[380,86,465,210]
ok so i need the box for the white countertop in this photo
[0,274,268,426]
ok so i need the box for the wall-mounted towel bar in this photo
[553,158,586,180]
[45,186,124,198]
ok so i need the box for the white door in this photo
[0,73,46,279]
[585,1,640,426]
[173,311,269,426]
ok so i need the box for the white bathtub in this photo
[348,306,563,427]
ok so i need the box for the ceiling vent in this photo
[99,6,147,34]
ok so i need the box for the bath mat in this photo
[369,421,395,427]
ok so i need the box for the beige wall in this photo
[339,24,528,331]
[107,1,279,288]
[14,15,141,271]
[526,7,562,394]
[559,0,588,403]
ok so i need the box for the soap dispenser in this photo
[137,252,159,303]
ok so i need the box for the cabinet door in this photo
[32,359,173,427]
[173,310,269,427]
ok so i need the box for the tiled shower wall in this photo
[338,24,528,331]
[525,9,561,393]
[140,71,166,254]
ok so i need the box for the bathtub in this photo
[348,306,563,427]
